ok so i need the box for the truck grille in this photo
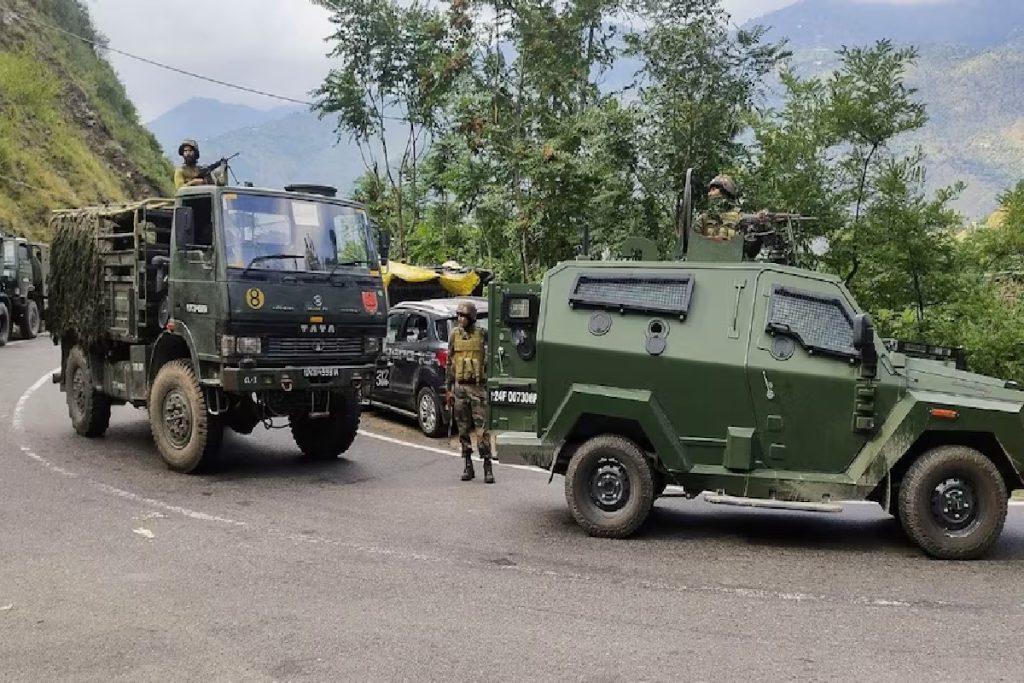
[264,337,364,361]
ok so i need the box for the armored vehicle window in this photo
[568,272,694,319]
[403,313,429,342]
[386,312,405,343]
[766,284,858,359]
[182,196,214,247]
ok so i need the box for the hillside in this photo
[0,0,172,240]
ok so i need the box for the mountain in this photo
[750,0,1024,50]
[146,97,302,159]
[747,0,1024,219]
[0,0,172,240]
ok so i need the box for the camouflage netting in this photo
[47,209,115,348]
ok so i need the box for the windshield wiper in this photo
[322,259,371,281]
[240,254,306,278]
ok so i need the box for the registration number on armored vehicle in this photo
[490,387,537,406]
[303,366,341,378]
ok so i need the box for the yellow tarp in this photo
[379,261,481,296]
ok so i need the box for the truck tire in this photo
[565,434,655,538]
[65,345,111,437]
[0,302,9,346]
[416,385,445,437]
[290,391,360,460]
[20,300,40,339]
[149,360,223,473]
[897,445,1008,560]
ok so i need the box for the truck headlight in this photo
[221,335,236,356]
[365,337,380,354]
[236,337,262,355]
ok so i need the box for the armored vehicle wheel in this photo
[65,345,111,437]
[0,302,9,346]
[20,300,40,339]
[565,435,655,538]
[897,445,1008,560]
[290,391,360,460]
[416,385,445,437]
[149,360,223,473]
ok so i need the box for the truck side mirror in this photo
[378,228,391,266]
[853,313,877,377]
[173,206,194,250]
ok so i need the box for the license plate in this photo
[303,366,340,378]
[490,388,537,406]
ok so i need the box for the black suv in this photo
[365,297,489,436]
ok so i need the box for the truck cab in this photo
[0,231,47,343]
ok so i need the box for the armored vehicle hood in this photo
[902,356,1024,408]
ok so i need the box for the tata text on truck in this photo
[486,169,1024,560]
[48,182,388,473]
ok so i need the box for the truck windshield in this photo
[221,193,373,273]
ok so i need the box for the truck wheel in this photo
[897,445,1008,560]
[290,391,360,460]
[0,302,9,346]
[20,300,40,339]
[416,385,445,437]
[565,435,655,538]
[149,360,223,473]
[65,345,112,437]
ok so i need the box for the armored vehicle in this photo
[0,231,48,344]
[47,183,388,473]
[486,171,1024,560]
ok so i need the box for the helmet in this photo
[456,300,477,322]
[708,174,737,199]
[178,138,200,159]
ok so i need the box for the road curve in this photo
[2,337,1023,681]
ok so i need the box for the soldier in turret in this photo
[173,138,227,189]
[446,299,494,484]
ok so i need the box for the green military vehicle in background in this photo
[486,170,1024,560]
[0,230,49,345]
[47,182,389,473]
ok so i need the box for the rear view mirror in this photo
[173,206,195,250]
[378,228,391,266]
[853,313,877,377]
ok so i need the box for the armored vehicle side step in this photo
[703,493,842,513]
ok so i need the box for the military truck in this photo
[486,170,1024,560]
[47,182,388,473]
[0,231,48,344]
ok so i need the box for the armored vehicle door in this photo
[745,273,869,473]
[171,194,219,359]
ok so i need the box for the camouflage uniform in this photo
[447,300,494,483]
[696,174,742,239]
[173,138,227,189]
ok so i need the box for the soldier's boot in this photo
[461,452,475,481]
[482,455,494,484]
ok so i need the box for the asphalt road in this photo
[3,337,1024,681]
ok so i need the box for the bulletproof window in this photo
[568,272,695,319]
[765,284,858,359]
[182,196,214,247]
[403,313,429,342]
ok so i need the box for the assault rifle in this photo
[198,152,240,182]
[738,211,817,266]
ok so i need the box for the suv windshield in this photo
[222,193,373,274]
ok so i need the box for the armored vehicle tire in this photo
[416,386,445,437]
[897,445,1008,560]
[65,345,111,437]
[0,302,9,346]
[149,360,224,473]
[565,435,655,538]
[290,391,360,460]
[21,300,40,339]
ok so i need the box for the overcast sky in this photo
[82,0,942,122]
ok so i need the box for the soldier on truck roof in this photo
[173,138,227,189]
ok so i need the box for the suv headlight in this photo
[365,337,380,354]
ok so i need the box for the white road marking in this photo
[356,428,544,472]
[132,528,155,539]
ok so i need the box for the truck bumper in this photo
[220,364,373,394]
[495,431,552,469]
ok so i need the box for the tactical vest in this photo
[452,327,485,383]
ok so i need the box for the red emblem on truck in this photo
[362,291,378,313]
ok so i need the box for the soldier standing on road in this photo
[446,300,494,484]
[173,138,227,189]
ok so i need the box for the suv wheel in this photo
[416,385,445,437]
[897,445,1008,560]
[0,302,9,346]
[565,435,655,538]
